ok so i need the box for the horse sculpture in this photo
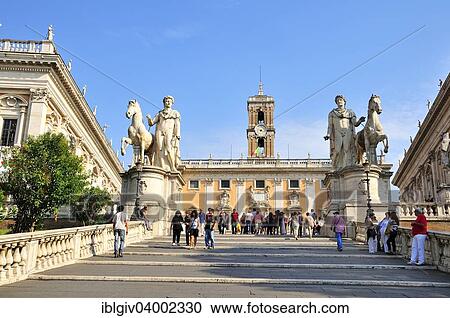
[356,95,389,164]
[121,99,154,165]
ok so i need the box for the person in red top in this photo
[231,209,239,235]
[408,208,428,266]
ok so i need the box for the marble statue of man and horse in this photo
[325,94,389,169]
[121,96,181,172]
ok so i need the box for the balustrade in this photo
[397,202,449,219]
[181,158,331,168]
[0,221,150,286]
[396,228,450,273]
[0,39,55,54]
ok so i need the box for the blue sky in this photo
[1,1,449,173]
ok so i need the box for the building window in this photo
[189,180,199,189]
[1,119,17,146]
[289,180,300,189]
[320,179,325,188]
[220,180,230,189]
[255,180,265,189]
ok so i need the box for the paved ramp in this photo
[1,235,450,297]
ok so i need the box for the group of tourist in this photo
[169,208,326,249]
[365,211,400,254]
[113,204,429,266]
[237,209,324,239]
[363,209,428,265]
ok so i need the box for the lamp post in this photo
[362,161,373,216]
[134,160,142,219]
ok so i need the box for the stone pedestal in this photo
[324,163,393,239]
[121,166,185,237]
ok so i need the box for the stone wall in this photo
[0,221,151,286]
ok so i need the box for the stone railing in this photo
[0,39,56,54]
[397,202,450,220]
[181,158,331,169]
[396,228,450,273]
[0,221,151,286]
[352,224,450,273]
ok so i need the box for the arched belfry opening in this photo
[258,110,265,124]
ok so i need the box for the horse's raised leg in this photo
[383,135,389,153]
[364,135,372,163]
[121,137,132,156]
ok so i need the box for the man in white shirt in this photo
[113,205,128,258]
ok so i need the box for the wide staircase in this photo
[1,234,450,297]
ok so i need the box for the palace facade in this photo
[0,37,123,197]
[393,73,450,220]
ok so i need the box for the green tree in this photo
[3,133,88,232]
[73,187,112,226]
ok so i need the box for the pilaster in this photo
[28,88,50,136]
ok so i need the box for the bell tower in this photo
[247,80,275,158]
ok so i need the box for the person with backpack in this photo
[171,210,184,246]
[385,211,399,254]
[204,209,217,249]
[365,212,378,254]
[331,211,345,252]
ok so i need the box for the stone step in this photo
[28,274,450,288]
[103,251,403,259]
[130,243,367,250]
[35,263,450,284]
[150,236,346,242]
[78,259,435,270]
[125,246,379,255]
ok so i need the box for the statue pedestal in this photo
[324,164,393,240]
[121,166,185,237]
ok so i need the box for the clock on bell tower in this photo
[247,80,275,158]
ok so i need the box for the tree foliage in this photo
[3,133,88,232]
[73,187,112,226]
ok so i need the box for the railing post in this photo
[3,40,10,51]
[73,231,81,260]
[26,241,38,274]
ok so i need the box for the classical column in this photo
[236,179,245,213]
[28,88,50,136]
[14,106,27,146]
[304,178,316,212]
[275,178,283,210]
